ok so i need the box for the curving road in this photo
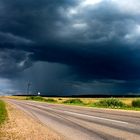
[5,99,140,140]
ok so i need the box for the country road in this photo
[5,99,140,140]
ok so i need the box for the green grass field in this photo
[0,100,7,125]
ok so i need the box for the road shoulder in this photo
[0,102,63,140]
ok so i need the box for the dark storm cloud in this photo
[0,0,140,82]
[0,49,32,78]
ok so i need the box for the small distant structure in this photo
[38,92,41,96]
[27,82,31,95]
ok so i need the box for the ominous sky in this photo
[0,0,140,95]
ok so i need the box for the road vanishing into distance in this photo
[5,99,140,140]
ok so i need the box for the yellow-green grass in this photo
[118,98,138,106]
[42,97,140,110]
[44,97,140,105]
[0,100,7,125]
[4,96,26,100]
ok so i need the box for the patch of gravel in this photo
[0,103,63,140]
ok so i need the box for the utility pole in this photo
[27,82,31,95]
